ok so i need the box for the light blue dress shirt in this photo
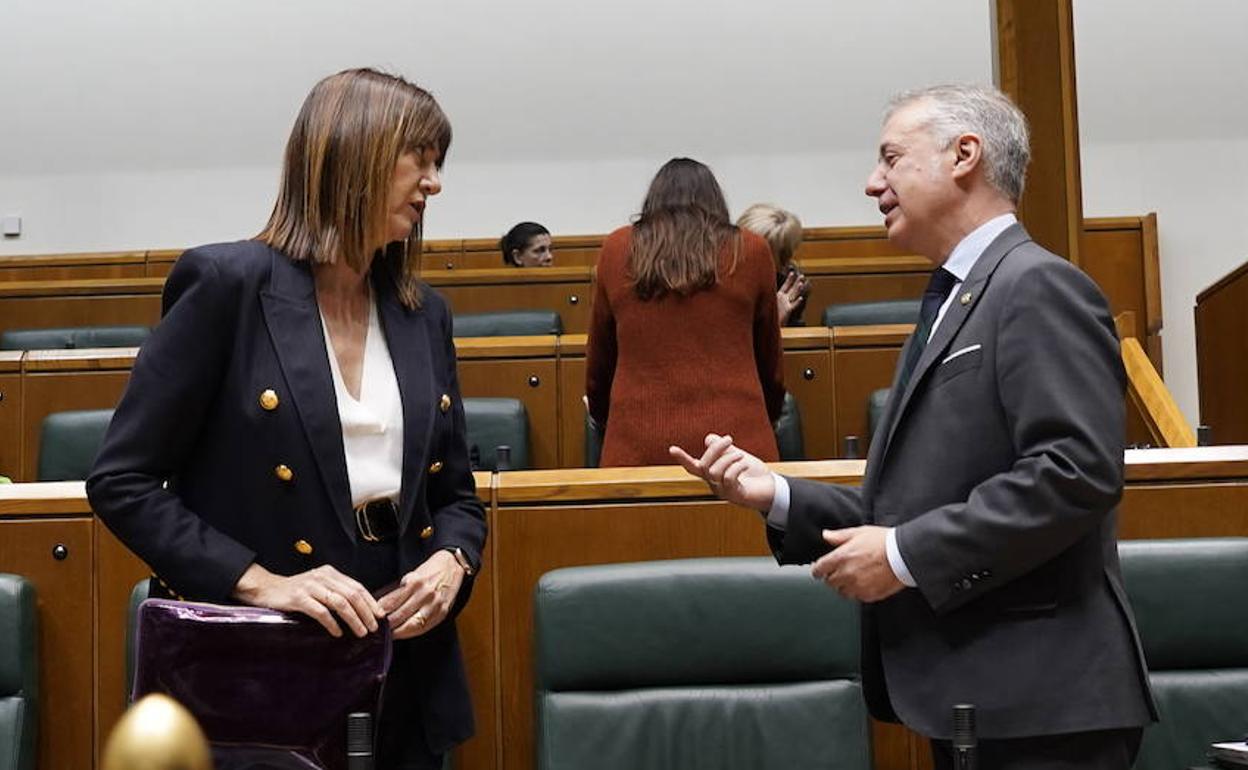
[767,213,1017,587]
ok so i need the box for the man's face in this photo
[864,101,958,259]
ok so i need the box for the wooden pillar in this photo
[993,0,1084,265]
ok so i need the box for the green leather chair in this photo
[451,310,562,338]
[774,391,805,461]
[463,398,530,470]
[867,388,891,441]
[584,392,804,467]
[822,299,920,328]
[534,558,870,770]
[36,409,115,481]
[0,574,38,770]
[124,578,151,705]
[1119,538,1248,770]
[0,325,150,350]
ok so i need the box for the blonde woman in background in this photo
[738,204,811,326]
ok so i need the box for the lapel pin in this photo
[960,292,973,306]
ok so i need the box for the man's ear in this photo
[950,133,983,181]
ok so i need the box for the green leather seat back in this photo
[452,310,562,338]
[774,391,804,461]
[124,579,151,706]
[584,412,603,468]
[867,388,891,441]
[535,558,870,770]
[0,574,38,770]
[583,393,804,467]
[37,409,115,481]
[1119,538,1248,770]
[822,299,920,328]
[0,325,150,350]
[463,398,529,470]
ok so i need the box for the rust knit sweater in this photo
[586,225,785,467]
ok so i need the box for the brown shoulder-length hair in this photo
[628,157,740,301]
[257,68,452,309]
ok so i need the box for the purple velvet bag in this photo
[132,599,391,770]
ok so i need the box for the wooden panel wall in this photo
[1195,259,1248,443]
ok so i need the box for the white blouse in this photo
[320,297,405,507]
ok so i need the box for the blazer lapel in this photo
[374,271,435,535]
[876,224,1030,468]
[259,250,357,543]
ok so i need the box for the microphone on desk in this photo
[347,712,373,770]
[952,704,977,770]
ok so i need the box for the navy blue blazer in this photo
[87,240,486,749]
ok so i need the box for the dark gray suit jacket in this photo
[772,224,1157,739]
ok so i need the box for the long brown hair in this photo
[628,158,739,300]
[257,68,452,309]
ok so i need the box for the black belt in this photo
[354,498,399,543]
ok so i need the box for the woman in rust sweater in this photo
[586,158,786,466]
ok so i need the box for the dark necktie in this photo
[896,267,958,395]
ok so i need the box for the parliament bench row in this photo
[0,318,1168,483]
[0,326,917,482]
[1,446,1246,770]
[0,214,1164,368]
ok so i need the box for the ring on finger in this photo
[413,610,426,627]
[436,581,451,593]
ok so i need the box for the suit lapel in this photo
[374,270,435,535]
[875,224,1030,469]
[259,250,357,543]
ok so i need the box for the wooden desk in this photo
[427,267,593,335]
[0,252,147,282]
[0,278,163,339]
[4,448,1248,770]
[0,351,24,479]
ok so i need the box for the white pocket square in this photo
[941,344,982,365]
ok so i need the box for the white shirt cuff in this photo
[765,473,790,529]
[886,527,917,587]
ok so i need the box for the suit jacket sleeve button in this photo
[960,578,973,590]
[439,394,452,413]
[420,526,434,539]
[259,389,280,411]
[294,539,313,555]
[275,464,294,482]
[429,460,444,474]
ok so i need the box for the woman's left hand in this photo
[378,550,466,639]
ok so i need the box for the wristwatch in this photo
[446,547,477,576]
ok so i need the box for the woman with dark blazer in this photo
[585,158,786,466]
[87,68,485,769]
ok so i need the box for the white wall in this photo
[1075,0,1248,429]
[0,0,992,252]
[3,0,1243,429]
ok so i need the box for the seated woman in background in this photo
[586,158,785,466]
[499,221,553,266]
[738,203,810,326]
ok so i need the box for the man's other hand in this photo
[812,526,905,603]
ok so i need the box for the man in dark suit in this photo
[672,84,1156,768]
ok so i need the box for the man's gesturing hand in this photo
[669,433,776,511]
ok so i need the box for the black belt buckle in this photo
[354,498,399,543]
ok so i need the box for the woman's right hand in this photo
[776,270,809,326]
[232,563,385,638]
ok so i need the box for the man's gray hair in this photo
[886,84,1031,203]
